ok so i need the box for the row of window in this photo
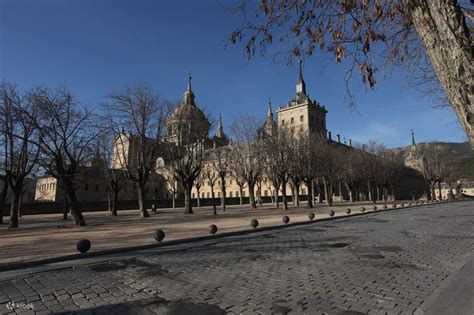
[281,115,323,126]
[38,183,56,191]
[192,188,307,198]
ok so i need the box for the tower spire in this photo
[216,114,224,136]
[411,129,416,146]
[183,73,195,106]
[296,59,306,96]
[187,73,192,91]
[267,98,273,118]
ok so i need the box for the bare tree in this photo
[29,86,97,226]
[229,167,247,206]
[203,162,219,215]
[230,115,264,209]
[213,146,231,212]
[97,135,124,216]
[104,83,168,218]
[0,82,40,228]
[0,119,8,225]
[230,1,473,147]
[262,126,292,210]
[194,169,206,208]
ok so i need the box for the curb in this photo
[0,199,469,273]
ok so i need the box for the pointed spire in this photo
[296,59,306,96]
[411,129,416,146]
[183,73,195,106]
[267,98,273,118]
[187,73,192,91]
[216,114,224,137]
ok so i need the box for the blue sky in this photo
[0,0,467,148]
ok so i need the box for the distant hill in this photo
[389,142,474,181]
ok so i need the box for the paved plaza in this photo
[1,201,473,314]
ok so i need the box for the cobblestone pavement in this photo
[1,201,473,314]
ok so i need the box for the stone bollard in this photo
[76,239,91,253]
[153,230,165,242]
[250,219,259,229]
[329,210,335,217]
[282,216,290,224]
[346,208,351,214]
[308,213,315,221]
[208,224,218,235]
[360,207,366,212]
[372,205,377,210]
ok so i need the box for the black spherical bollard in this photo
[346,208,351,214]
[250,219,259,229]
[329,210,335,217]
[208,224,218,235]
[383,204,387,210]
[308,212,315,221]
[372,206,377,210]
[360,207,366,212]
[153,229,165,242]
[76,239,91,253]
[282,216,290,224]
[392,204,397,208]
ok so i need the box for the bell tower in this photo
[277,60,327,140]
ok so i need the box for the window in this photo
[192,193,195,198]
[300,115,304,122]
[217,192,221,197]
[229,191,233,197]
[302,189,306,195]
[155,188,158,193]
[264,190,268,196]
[84,184,89,191]
[236,191,239,197]
[242,191,246,197]
[207,192,210,198]
[282,119,285,125]
[230,179,233,185]
[95,184,99,192]
[310,115,314,122]
[201,192,205,198]
[291,117,294,124]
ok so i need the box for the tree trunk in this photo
[311,178,316,206]
[295,183,300,206]
[404,0,474,147]
[307,179,314,208]
[0,179,7,225]
[62,191,68,220]
[338,180,343,204]
[281,178,288,210]
[111,190,118,216]
[211,187,217,215]
[220,181,226,212]
[197,189,201,208]
[64,178,86,226]
[172,192,176,208]
[239,186,243,206]
[431,182,437,200]
[248,182,257,209]
[184,181,193,214]
[344,182,353,203]
[324,177,333,206]
[367,180,372,202]
[438,181,442,200]
[9,179,23,229]
[273,182,279,208]
[137,181,150,218]
[290,184,296,206]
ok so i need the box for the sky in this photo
[0,0,467,148]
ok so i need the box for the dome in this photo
[166,75,210,143]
